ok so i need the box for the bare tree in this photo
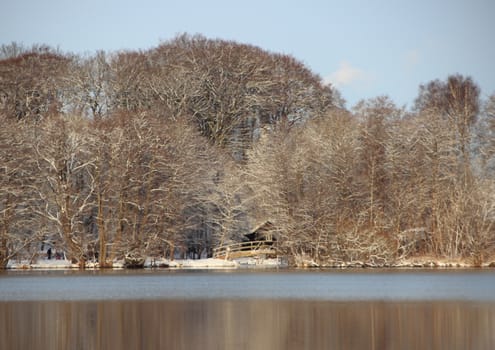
[0,115,41,267]
[476,94,495,175]
[0,46,70,121]
[92,112,220,262]
[411,76,484,259]
[1,37,493,268]
[415,75,480,185]
[31,115,95,267]
[107,50,152,113]
[242,107,396,266]
[0,42,27,59]
[209,160,257,248]
[353,97,401,228]
[144,34,335,159]
[66,51,111,119]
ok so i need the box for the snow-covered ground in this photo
[6,256,287,270]
[145,257,287,268]
[145,257,237,268]
[7,258,74,269]
[8,256,491,270]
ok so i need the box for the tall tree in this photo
[415,75,480,184]
[32,115,95,266]
[476,94,495,174]
[353,96,403,229]
[107,50,152,113]
[244,108,395,266]
[0,116,40,267]
[413,76,482,258]
[67,51,111,119]
[146,34,335,159]
[95,112,220,262]
[0,46,70,121]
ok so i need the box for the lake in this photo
[1,269,495,349]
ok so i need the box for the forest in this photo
[1,34,494,268]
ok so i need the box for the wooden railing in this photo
[212,240,277,259]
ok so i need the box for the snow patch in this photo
[7,258,74,269]
[6,257,288,269]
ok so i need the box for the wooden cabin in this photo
[243,221,276,242]
[213,220,277,260]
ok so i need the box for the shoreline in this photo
[3,256,495,270]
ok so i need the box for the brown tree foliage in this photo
[0,38,494,268]
[0,46,70,121]
[31,115,95,266]
[127,34,334,159]
[0,115,41,267]
[244,109,396,266]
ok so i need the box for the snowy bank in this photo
[7,258,75,269]
[145,257,287,268]
[145,258,237,268]
[5,257,286,270]
[6,256,493,270]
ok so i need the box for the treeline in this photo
[0,35,494,267]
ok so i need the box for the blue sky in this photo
[1,0,494,108]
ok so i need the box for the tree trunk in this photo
[0,236,8,269]
[97,193,110,267]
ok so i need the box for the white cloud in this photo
[324,61,369,88]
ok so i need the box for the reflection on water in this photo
[1,299,494,350]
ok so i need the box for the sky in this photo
[1,0,494,109]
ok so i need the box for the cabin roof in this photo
[244,220,275,240]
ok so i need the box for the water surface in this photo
[1,269,494,301]
[1,269,494,350]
